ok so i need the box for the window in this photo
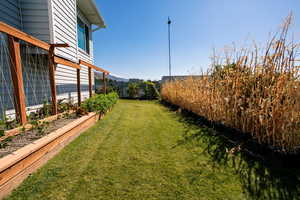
[77,17,90,54]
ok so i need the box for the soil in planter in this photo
[0,114,79,158]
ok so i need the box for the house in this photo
[0,0,105,118]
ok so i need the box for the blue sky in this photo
[93,0,300,80]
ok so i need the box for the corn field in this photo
[161,14,300,153]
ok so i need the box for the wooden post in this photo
[48,45,57,115]
[103,73,107,94]
[8,36,27,125]
[77,69,81,106]
[88,68,92,97]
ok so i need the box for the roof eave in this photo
[77,0,106,30]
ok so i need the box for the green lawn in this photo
[6,100,298,200]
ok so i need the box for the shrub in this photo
[141,81,160,100]
[81,92,119,114]
[161,14,300,153]
[128,82,140,98]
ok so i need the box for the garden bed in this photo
[0,112,100,199]
[0,92,118,199]
[0,113,78,158]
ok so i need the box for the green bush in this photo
[128,82,140,98]
[81,92,119,114]
[142,81,160,100]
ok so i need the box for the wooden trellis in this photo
[0,21,110,125]
[79,60,109,96]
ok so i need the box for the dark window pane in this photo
[85,25,90,54]
[77,17,86,51]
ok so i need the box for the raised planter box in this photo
[0,111,75,142]
[0,112,100,199]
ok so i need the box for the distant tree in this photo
[128,82,140,98]
[107,79,120,94]
[142,81,159,100]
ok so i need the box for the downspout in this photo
[47,0,55,43]
[75,5,79,63]
[92,26,101,32]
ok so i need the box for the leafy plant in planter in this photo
[30,120,50,136]
[0,117,19,131]
[81,92,118,115]
[0,107,20,131]
[0,142,7,149]
[0,120,5,137]
[75,106,88,117]
[58,98,76,113]
[28,101,52,121]
[0,136,14,149]
[0,129,4,137]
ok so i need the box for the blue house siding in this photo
[20,0,51,42]
[0,0,22,30]
[0,0,100,118]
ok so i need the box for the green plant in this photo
[0,129,4,137]
[58,99,76,113]
[81,92,119,114]
[2,118,19,130]
[142,81,160,100]
[0,142,8,149]
[0,136,15,149]
[62,111,71,119]
[75,107,88,117]
[107,79,121,94]
[20,126,26,133]
[28,102,52,121]
[30,120,49,136]
[0,120,5,137]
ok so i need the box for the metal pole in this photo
[168,17,172,78]
[103,73,107,94]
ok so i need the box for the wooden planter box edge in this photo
[0,112,99,199]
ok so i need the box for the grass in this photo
[6,100,245,200]
[6,100,300,200]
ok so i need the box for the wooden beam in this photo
[0,22,50,51]
[48,46,57,115]
[79,60,109,74]
[54,56,80,69]
[77,69,81,106]
[0,113,98,200]
[51,43,70,48]
[88,68,92,98]
[8,36,27,125]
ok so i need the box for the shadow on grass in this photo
[161,101,300,200]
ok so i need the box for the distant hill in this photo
[108,74,129,82]
[94,71,129,82]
